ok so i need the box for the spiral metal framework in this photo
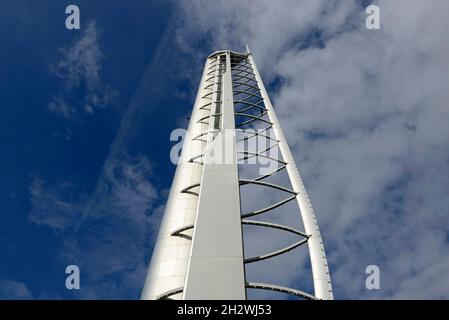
[141,48,333,300]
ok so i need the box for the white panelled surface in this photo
[183,52,246,299]
[140,55,213,300]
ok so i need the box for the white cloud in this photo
[176,0,449,299]
[49,21,115,120]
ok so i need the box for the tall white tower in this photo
[141,49,333,300]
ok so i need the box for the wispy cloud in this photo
[28,15,180,298]
[177,0,449,299]
[29,177,85,232]
[48,21,115,120]
[29,153,162,298]
[0,280,33,300]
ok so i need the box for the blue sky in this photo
[1,0,449,300]
[0,0,196,299]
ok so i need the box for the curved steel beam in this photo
[234,99,265,109]
[241,194,297,218]
[232,67,253,75]
[239,179,298,195]
[199,102,212,110]
[180,183,201,196]
[244,238,308,264]
[235,112,272,127]
[170,224,194,241]
[239,179,296,195]
[192,130,218,143]
[242,219,308,237]
[246,282,317,300]
[201,91,213,99]
[188,153,204,165]
[237,127,276,143]
[232,69,252,78]
[233,81,261,92]
[242,141,280,162]
[253,163,286,182]
[231,64,252,72]
[237,152,287,166]
[233,90,263,101]
[156,287,184,300]
[204,83,215,90]
[232,74,258,84]
[237,104,267,115]
[171,224,194,236]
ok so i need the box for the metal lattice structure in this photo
[141,48,333,300]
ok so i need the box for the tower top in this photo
[207,50,248,59]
